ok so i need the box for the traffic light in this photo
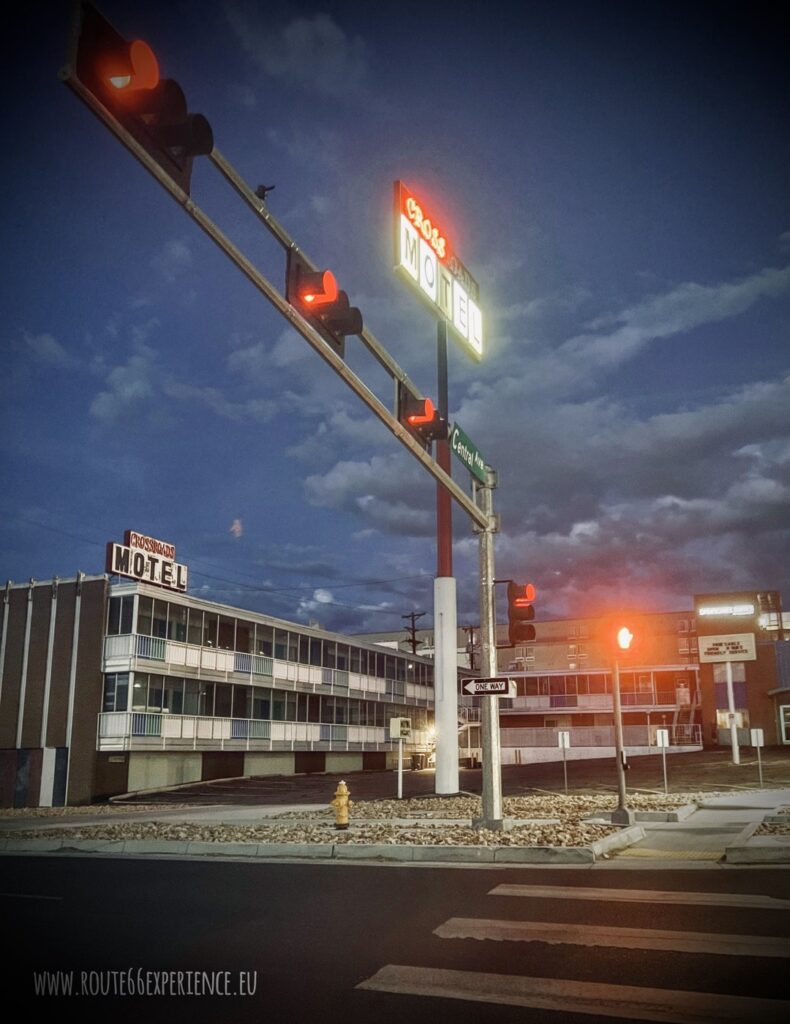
[507,582,536,645]
[286,251,363,358]
[397,383,447,448]
[66,2,214,195]
[605,615,643,658]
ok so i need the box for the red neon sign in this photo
[397,183,449,262]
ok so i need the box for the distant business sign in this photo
[463,677,516,697]
[697,633,756,663]
[450,422,487,483]
[697,602,755,618]
[105,530,188,592]
[393,180,483,361]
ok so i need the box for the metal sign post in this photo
[656,727,670,794]
[473,469,503,830]
[558,731,570,793]
[751,728,765,788]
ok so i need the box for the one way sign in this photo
[463,677,516,697]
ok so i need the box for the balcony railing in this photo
[97,711,436,753]
[103,633,432,704]
[504,689,699,712]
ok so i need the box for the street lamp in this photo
[610,619,638,825]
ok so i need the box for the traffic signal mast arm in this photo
[61,6,485,530]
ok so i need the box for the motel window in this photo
[183,680,202,716]
[323,641,336,669]
[271,692,286,721]
[218,616,235,650]
[251,689,270,720]
[152,600,168,639]
[102,673,129,712]
[203,614,218,648]
[298,635,310,664]
[288,633,299,662]
[309,638,322,666]
[236,620,253,654]
[137,596,153,636]
[168,604,187,643]
[232,686,250,719]
[214,684,232,718]
[256,624,274,657]
[337,644,349,672]
[187,608,202,646]
[275,630,289,660]
[107,596,134,636]
[350,647,362,674]
[162,677,183,715]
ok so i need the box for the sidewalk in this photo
[1,783,788,867]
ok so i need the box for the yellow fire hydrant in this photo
[330,780,353,830]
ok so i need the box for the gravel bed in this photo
[3,791,711,848]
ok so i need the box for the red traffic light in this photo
[99,38,159,93]
[298,270,339,308]
[398,387,446,445]
[67,2,214,195]
[406,397,435,426]
[286,253,363,358]
[507,581,536,645]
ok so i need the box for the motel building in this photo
[361,590,790,767]
[0,531,440,808]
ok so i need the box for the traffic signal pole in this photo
[434,320,459,795]
[474,469,504,829]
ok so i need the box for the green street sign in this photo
[450,422,488,483]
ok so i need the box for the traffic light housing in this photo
[65,2,214,195]
[507,581,536,645]
[286,252,363,358]
[397,383,447,449]
[604,614,644,658]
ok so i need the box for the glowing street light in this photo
[608,617,641,825]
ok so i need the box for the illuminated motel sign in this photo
[393,181,483,361]
[105,529,188,592]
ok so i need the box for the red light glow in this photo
[407,398,435,425]
[102,40,159,92]
[301,270,338,306]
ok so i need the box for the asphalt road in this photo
[4,856,789,1023]
[114,747,790,806]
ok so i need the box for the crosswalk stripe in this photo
[434,917,790,957]
[357,965,790,1023]
[488,883,790,910]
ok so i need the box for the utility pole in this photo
[401,611,425,655]
[473,467,504,830]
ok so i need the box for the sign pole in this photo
[611,657,632,824]
[725,660,740,765]
[474,468,503,830]
[398,737,403,799]
[433,319,459,796]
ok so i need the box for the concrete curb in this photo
[0,823,645,864]
[724,821,790,865]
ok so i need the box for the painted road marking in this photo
[357,966,790,1023]
[488,883,790,910]
[433,917,790,957]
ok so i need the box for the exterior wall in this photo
[127,752,202,793]
[325,753,364,774]
[0,576,106,807]
[244,752,294,776]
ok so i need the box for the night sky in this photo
[2,0,788,633]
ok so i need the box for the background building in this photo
[360,589,790,764]
[0,537,438,807]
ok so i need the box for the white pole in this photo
[725,660,740,765]
[397,737,403,799]
[434,576,459,794]
[662,743,668,794]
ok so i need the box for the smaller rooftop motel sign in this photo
[394,181,483,361]
[105,530,188,592]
